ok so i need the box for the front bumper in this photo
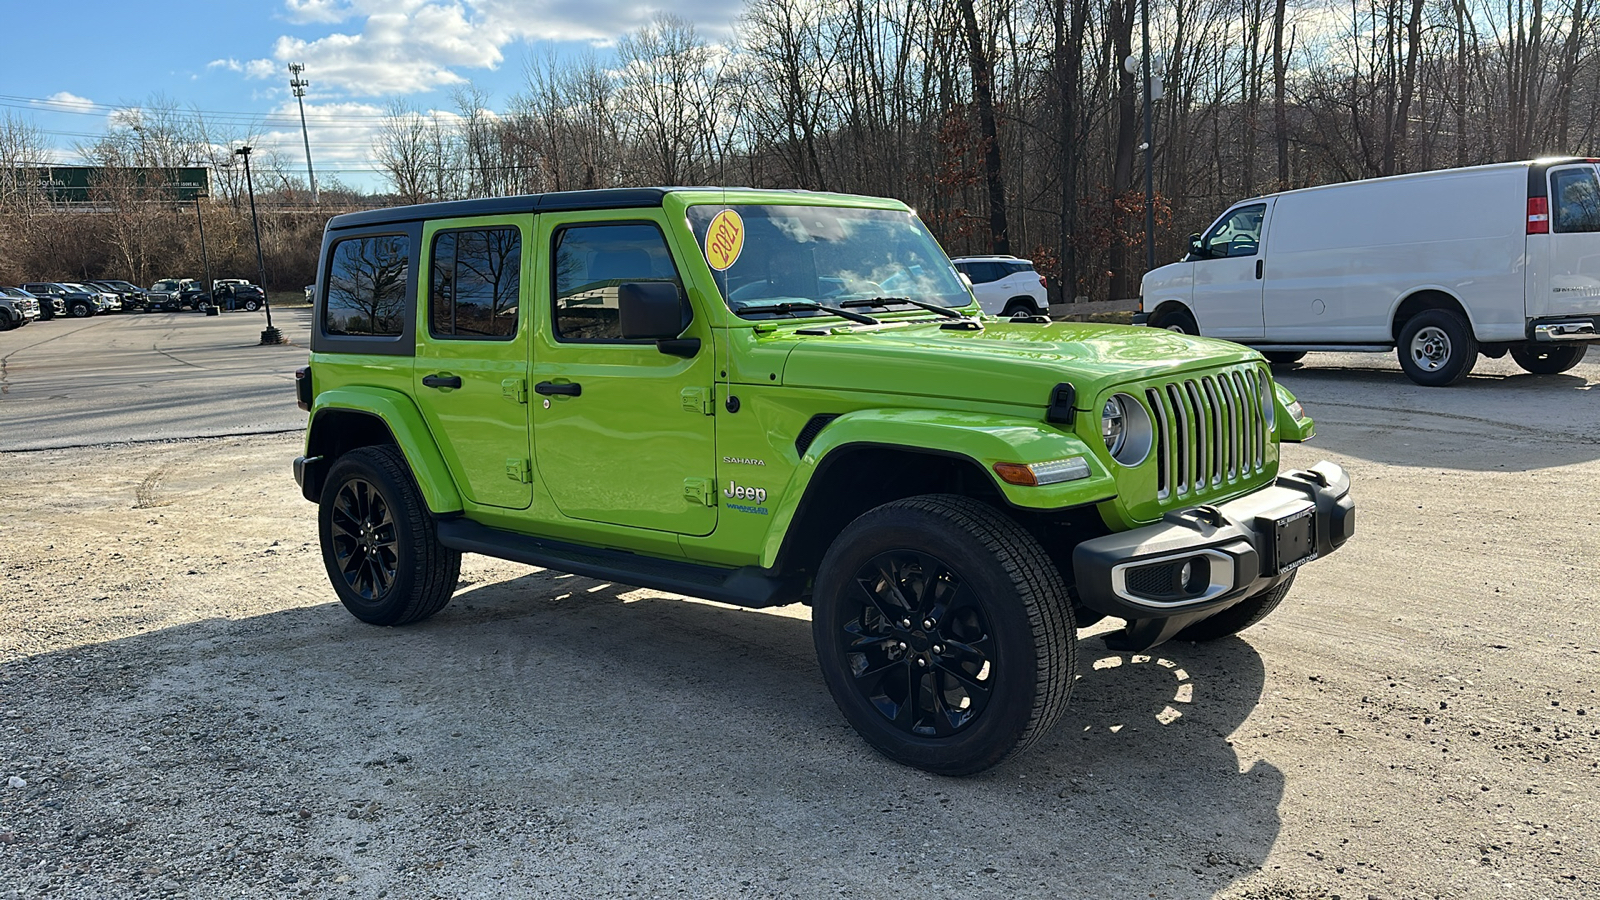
[1072,461,1354,648]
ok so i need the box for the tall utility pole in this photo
[288,62,318,204]
[1141,0,1155,273]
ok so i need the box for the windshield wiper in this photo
[736,300,879,325]
[839,296,977,321]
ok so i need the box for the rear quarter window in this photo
[325,235,411,337]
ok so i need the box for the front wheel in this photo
[318,446,461,626]
[69,302,92,318]
[1509,343,1587,375]
[1150,306,1198,335]
[1396,309,1477,386]
[1264,351,1306,365]
[811,494,1076,775]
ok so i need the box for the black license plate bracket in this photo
[1263,504,1317,575]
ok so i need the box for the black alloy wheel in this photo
[69,301,91,318]
[812,494,1075,775]
[318,446,460,625]
[840,549,998,738]
[328,476,400,601]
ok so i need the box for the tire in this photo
[1002,299,1038,318]
[243,299,261,312]
[1263,351,1306,365]
[0,311,13,331]
[1509,343,1587,375]
[1150,306,1199,335]
[1173,571,1296,642]
[318,445,461,626]
[69,302,92,318]
[811,494,1076,775]
[1396,309,1477,386]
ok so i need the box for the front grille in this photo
[1144,366,1271,501]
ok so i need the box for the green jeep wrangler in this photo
[294,188,1355,775]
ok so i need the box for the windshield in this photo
[153,280,178,291]
[685,204,969,317]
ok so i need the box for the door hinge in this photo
[502,378,528,404]
[680,386,715,416]
[505,458,533,484]
[683,477,716,506]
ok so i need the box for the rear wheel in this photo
[1150,306,1198,335]
[1174,572,1296,642]
[1002,298,1039,318]
[1509,343,1587,375]
[1263,351,1306,365]
[318,446,461,626]
[243,299,261,312]
[811,494,1076,775]
[1396,309,1477,386]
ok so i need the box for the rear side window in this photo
[552,223,682,341]
[325,235,410,337]
[1551,167,1600,233]
[965,262,1003,283]
[430,227,521,339]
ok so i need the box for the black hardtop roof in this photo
[325,186,824,231]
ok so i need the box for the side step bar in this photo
[436,518,806,609]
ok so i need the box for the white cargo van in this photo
[1137,159,1600,385]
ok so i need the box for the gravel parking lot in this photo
[1,336,1597,898]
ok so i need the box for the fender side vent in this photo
[795,414,841,457]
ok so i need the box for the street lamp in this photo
[235,145,284,345]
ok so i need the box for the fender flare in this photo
[308,387,463,514]
[758,408,1118,567]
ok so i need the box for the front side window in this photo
[687,205,969,315]
[552,223,682,341]
[325,235,410,337]
[1201,204,1266,258]
[1551,167,1600,233]
[430,227,521,339]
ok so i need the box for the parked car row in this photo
[0,278,269,324]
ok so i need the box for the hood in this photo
[777,319,1263,410]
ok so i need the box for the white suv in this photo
[951,256,1049,317]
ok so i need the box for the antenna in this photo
[288,62,318,204]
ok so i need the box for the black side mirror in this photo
[618,282,699,357]
[1187,233,1205,258]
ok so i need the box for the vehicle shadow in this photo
[1275,363,1600,471]
[0,571,1279,898]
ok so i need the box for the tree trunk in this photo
[1110,0,1137,301]
[956,0,1010,254]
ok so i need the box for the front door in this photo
[413,216,533,510]
[1191,201,1271,339]
[531,210,718,537]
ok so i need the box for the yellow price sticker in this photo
[705,209,745,271]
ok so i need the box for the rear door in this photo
[1536,162,1600,320]
[412,216,533,510]
[1190,201,1272,338]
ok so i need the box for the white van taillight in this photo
[1528,197,1550,234]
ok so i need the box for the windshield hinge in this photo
[505,458,533,484]
[501,378,528,404]
[681,386,715,415]
[683,477,716,506]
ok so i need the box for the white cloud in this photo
[249,0,747,97]
[41,92,97,114]
[208,58,246,72]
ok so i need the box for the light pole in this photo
[235,145,283,345]
[1141,0,1156,274]
[288,63,318,204]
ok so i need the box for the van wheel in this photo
[318,446,461,626]
[1397,309,1477,386]
[811,494,1076,775]
[1150,307,1198,335]
[1509,344,1587,375]
[1263,351,1305,365]
[1174,571,1295,642]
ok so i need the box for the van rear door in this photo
[1190,199,1272,339]
[1533,161,1600,322]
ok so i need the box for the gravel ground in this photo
[1,351,1598,898]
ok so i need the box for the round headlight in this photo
[1101,396,1126,455]
[1101,393,1153,467]
[1260,376,1277,430]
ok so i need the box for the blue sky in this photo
[5,0,745,191]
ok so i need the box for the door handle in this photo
[422,374,462,389]
[1255,259,1264,280]
[535,381,581,397]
